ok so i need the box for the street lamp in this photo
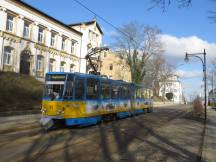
[184,49,207,121]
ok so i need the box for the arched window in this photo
[109,64,113,70]
[36,55,44,71]
[49,58,56,72]
[3,46,13,65]
[60,61,66,72]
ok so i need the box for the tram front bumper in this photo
[40,116,54,130]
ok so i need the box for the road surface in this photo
[0,104,204,162]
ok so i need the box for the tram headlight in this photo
[57,110,64,115]
[41,108,46,113]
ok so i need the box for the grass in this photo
[0,72,43,113]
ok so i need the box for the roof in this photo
[69,20,103,35]
[11,0,82,35]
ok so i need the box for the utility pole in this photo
[204,50,207,121]
[212,72,215,98]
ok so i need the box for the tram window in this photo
[124,86,130,99]
[64,81,73,99]
[127,87,131,99]
[67,74,73,81]
[136,88,142,99]
[111,85,119,99]
[141,88,145,98]
[75,78,84,100]
[44,84,64,99]
[122,86,129,99]
[100,82,110,99]
[86,78,99,99]
[120,86,128,99]
[119,86,123,99]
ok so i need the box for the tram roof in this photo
[46,72,147,88]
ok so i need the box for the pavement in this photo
[153,101,181,107]
[201,107,216,162]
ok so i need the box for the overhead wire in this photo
[72,0,134,42]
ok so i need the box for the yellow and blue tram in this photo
[40,72,153,128]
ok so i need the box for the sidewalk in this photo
[201,108,216,162]
[153,101,181,107]
[0,114,41,134]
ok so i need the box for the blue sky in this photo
[23,0,216,100]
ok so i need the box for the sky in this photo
[23,0,216,100]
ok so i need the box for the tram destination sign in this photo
[46,74,66,81]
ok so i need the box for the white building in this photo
[0,0,103,79]
[159,75,183,103]
[69,20,103,73]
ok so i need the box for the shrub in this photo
[192,96,204,116]
[0,72,43,111]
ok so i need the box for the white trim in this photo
[46,81,65,84]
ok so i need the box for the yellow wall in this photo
[99,52,131,82]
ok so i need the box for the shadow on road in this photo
[19,107,204,162]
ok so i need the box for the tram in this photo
[40,72,153,129]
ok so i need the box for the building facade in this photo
[99,51,131,82]
[69,20,103,73]
[0,0,103,79]
[159,75,183,103]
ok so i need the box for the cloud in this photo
[175,69,203,78]
[160,34,216,62]
[105,30,118,37]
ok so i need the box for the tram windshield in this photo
[44,83,64,99]
[44,74,66,99]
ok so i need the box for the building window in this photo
[70,64,75,72]
[36,55,44,71]
[109,64,113,70]
[60,61,66,72]
[88,31,92,40]
[6,15,14,32]
[49,59,55,72]
[3,47,13,65]
[51,33,56,47]
[62,37,66,51]
[167,83,172,86]
[93,33,96,42]
[38,27,43,43]
[71,42,76,54]
[23,21,30,38]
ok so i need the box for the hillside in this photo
[0,72,43,115]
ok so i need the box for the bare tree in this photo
[150,0,216,22]
[113,22,163,83]
[150,0,192,11]
[143,54,175,96]
[208,59,216,93]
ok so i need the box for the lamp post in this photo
[184,49,207,121]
